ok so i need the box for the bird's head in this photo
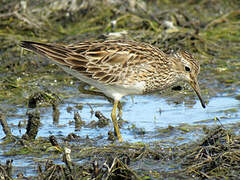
[171,51,206,108]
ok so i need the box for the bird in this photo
[20,39,206,142]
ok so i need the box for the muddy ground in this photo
[0,0,240,179]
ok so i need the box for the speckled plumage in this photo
[20,39,205,142]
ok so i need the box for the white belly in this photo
[60,65,145,100]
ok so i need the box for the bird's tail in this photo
[20,41,71,64]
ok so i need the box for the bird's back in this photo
[20,40,170,87]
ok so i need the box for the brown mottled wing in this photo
[20,40,165,84]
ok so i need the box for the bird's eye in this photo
[185,66,191,72]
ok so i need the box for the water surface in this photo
[1,94,239,142]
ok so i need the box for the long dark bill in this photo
[190,78,206,108]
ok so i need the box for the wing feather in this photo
[20,40,166,84]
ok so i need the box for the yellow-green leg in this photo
[111,100,123,142]
[117,102,122,119]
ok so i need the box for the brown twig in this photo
[0,113,12,137]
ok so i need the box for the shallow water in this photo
[0,90,239,177]
[1,94,239,142]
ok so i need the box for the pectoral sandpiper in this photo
[20,40,206,142]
